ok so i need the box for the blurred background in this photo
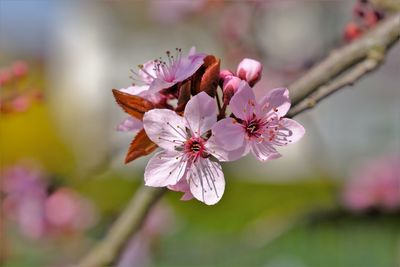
[0,1,399,266]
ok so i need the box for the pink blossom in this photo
[149,0,206,24]
[343,155,400,212]
[140,47,206,93]
[0,68,11,86]
[143,92,229,205]
[212,81,305,162]
[236,58,263,86]
[11,60,28,77]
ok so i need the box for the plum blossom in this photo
[143,92,228,205]
[236,58,263,86]
[212,81,305,162]
[343,155,400,212]
[135,47,206,94]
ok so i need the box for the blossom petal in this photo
[138,60,157,84]
[120,85,149,96]
[144,150,187,187]
[117,117,143,132]
[189,158,225,205]
[184,92,217,136]
[250,141,281,162]
[229,81,256,120]
[276,118,305,145]
[143,109,187,151]
[167,177,193,201]
[174,49,206,82]
[206,135,248,162]
[211,118,245,151]
[257,88,290,117]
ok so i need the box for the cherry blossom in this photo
[212,81,305,162]
[236,58,263,86]
[135,47,206,93]
[143,92,228,205]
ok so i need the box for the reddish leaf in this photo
[199,55,220,97]
[125,129,157,163]
[112,89,154,120]
[176,80,192,112]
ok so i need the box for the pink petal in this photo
[207,135,248,162]
[148,78,175,93]
[167,178,194,201]
[117,117,143,132]
[184,92,217,136]
[138,60,157,84]
[120,85,149,95]
[211,118,245,151]
[277,118,306,145]
[229,81,256,120]
[257,88,290,117]
[174,52,206,82]
[188,158,225,205]
[236,58,263,87]
[143,109,187,151]
[144,150,188,187]
[250,141,281,162]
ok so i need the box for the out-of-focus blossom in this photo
[342,154,400,212]
[11,60,28,77]
[118,205,173,267]
[236,58,263,87]
[149,0,206,24]
[1,162,98,239]
[344,22,363,42]
[212,81,305,162]
[45,187,98,232]
[143,92,229,205]
[1,163,48,239]
[0,61,43,114]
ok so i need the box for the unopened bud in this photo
[236,58,263,87]
[219,69,234,87]
[222,76,241,105]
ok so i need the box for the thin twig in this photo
[75,12,400,267]
[288,55,382,118]
[289,12,400,106]
[75,187,166,267]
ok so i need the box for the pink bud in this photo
[0,68,11,86]
[12,61,28,78]
[236,58,263,86]
[222,76,241,105]
[219,69,234,87]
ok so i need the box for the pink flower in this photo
[143,92,229,205]
[137,47,206,93]
[236,58,263,86]
[11,60,28,77]
[212,81,305,162]
[343,155,400,212]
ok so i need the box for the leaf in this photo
[176,80,192,112]
[112,89,154,120]
[125,129,157,163]
[191,55,221,97]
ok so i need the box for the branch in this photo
[75,12,400,267]
[75,187,166,267]
[289,12,400,106]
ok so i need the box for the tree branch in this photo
[75,187,166,267]
[289,12,400,106]
[75,12,400,267]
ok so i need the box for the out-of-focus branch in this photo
[75,187,166,267]
[75,12,400,267]
[289,12,400,107]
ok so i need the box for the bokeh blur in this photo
[1,1,399,266]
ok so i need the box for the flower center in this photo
[244,117,264,138]
[184,137,206,160]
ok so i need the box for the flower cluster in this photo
[342,154,400,213]
[1,162,98,239]
[0,60,43,114]
[113,47,305,205]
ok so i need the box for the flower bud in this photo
[344,22,362,42]
[219,69,234,87]
[222,76,241,105]
[236,58,263,86]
